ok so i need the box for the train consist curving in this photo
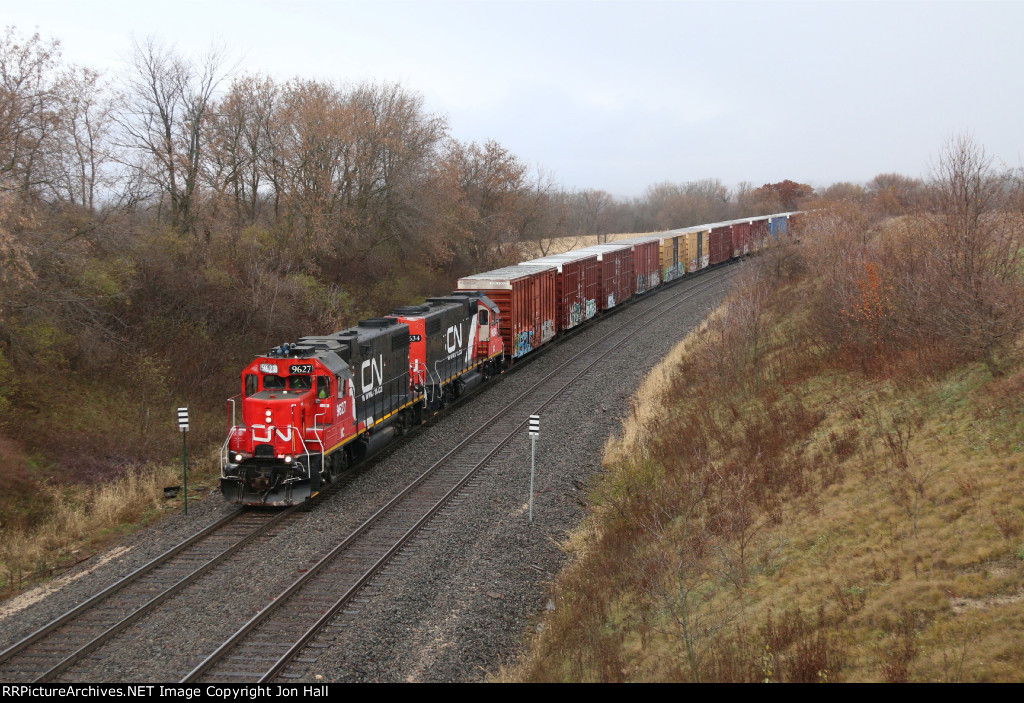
[220,212,799,505]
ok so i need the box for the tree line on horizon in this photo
[0,25,1000,490]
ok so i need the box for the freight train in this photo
[220,212,799,505]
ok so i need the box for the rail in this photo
[183,266,738,683]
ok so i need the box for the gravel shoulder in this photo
[0,271,732,682]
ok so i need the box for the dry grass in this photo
[501,218,1024,681]
[0,454,219,596]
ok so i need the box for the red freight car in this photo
[519,251,599,333]
[731,221,752,258]
[708,223,733,266]
[457,265,557,360]
[750,219,770,251]
[613,235,662,294]
[576,243,635,311]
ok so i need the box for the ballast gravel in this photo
[0,268,734,682]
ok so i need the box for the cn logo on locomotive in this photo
[445,324,463,353]
[360,355,384,397]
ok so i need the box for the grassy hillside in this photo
[502,199,1024,682]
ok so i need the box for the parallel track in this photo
[0,263,734,683]
[0,471,362,682]
[183,265,736,683]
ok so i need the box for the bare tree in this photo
[817,181,866,205]
[435,138,533,270]
[751,180,815,211]
[117,37,227,235]
[575,188,615,241]
[911,135,1024,374]
[204,74,279,228]
[343,81,447,261]
[521,167,567,256]
[867,172,922,216]
[50,65,115,209]
[638,178,734,230]
[0,27,62,196]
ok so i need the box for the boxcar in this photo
[731,220,752,258]
[769,214,790,239]
[677,225,709,272]
[519,251,600,333]
[658,230,688,282]
[612,235,662,294]
[575,243,635,311]
[751,218,770,251]
[708,222,734,265]
[457,265,557,360]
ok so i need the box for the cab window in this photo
[316,376,331,399]
[288,375,312,390]
[245,374,258,397]
[263,374,285,390]
[479,309,489,325]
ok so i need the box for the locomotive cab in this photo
[221,296,505,507]
[221,346,358,506]
[221,319,424,506]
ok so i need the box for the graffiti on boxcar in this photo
[568,301,583,328]
[541,319,555,344]
[636,274,647,294]
[607,293,616,309]
[514,329,535,357]
[585,299,597,320]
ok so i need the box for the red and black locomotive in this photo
[221,211,801,506]
[221,292,503,505]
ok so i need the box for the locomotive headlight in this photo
[234,453,243,463]
[284,455,293,464]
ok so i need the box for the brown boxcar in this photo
[614,235,662,294]
[786,211,802,235]
[751,218,770,251]
[731,220,752,258]
[457,265,557,360]
[708,223,733,265]
[576,243,635,311]
[519,251,600,333]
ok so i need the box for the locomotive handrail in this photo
[284,424,315,465]
[226,394,240,429]
[221,395,241,479]
[428,359,442,391]
[219,434,232,479]
[312,411,326,477]
[221,420,321,480]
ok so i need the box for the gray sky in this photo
[5,0,1022,197]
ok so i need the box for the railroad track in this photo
[0,468,366,683]
[183,265,737,683]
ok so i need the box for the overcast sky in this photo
[4,0,1021,197]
